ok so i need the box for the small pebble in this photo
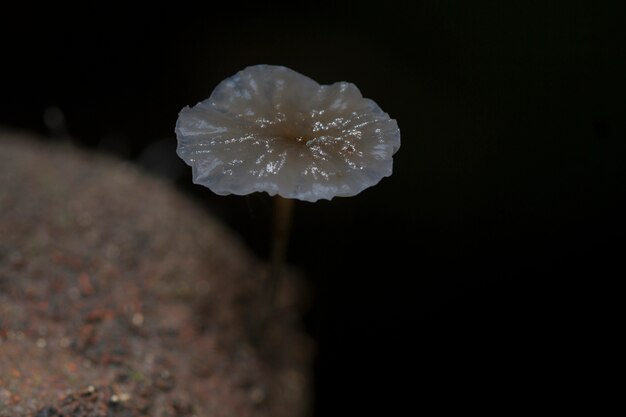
[132,312,144,326]
[109,391,131,403]
[36,338,47,349]
[249,386,266,404]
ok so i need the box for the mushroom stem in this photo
[267,195,295,309]
[255,196,294,338]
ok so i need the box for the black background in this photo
[1,2,624,414]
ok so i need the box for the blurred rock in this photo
[0,130,311,417]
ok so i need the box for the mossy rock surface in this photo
[0,131,310,417]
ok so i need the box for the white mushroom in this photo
[175,65,400,202]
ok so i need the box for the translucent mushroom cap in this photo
[175,65,400,202]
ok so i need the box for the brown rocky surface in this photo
[0,131,311,417]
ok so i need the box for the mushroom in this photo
[175,65,400,329]
[175,64,400,203]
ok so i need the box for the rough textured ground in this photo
[0,131,311,417]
